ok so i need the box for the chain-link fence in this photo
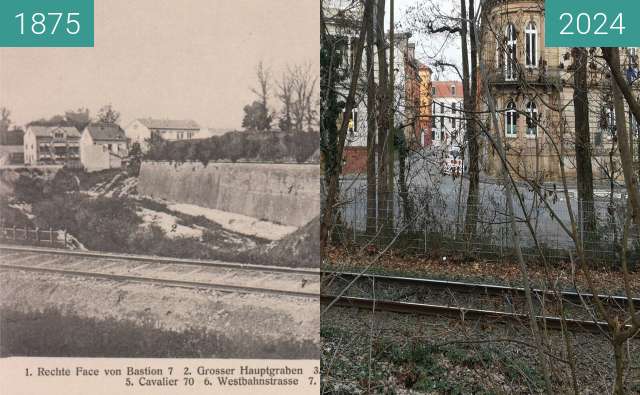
[330,184,639,267]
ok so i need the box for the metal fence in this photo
[0,223,69,248]
[331,185,639,267]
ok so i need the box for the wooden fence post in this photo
[35,227,39,243]
[49,227,53,244]
[13,225,17,241]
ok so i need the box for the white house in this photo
[79,124,127,172]
[124,118,200,151]
[430,81,464,148]
[23,125,80,165]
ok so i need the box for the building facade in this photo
[125,118,200,151]
[418,65,433,146]
[0,129,24,165]
[80,124,128,172]
[480,0,639,181]
[23,126,80,165]
[324,0,425,174]
[430,81,464,148]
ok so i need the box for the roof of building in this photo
[84,124,126,141]
[0,129,24,146]
[432,81,464,98]
[27,125,80,138]
[137,118,200,130]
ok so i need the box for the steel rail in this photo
[0,244,319,276]
[322,270,640,309]
[0,263,319,299]
[320,295,636,334]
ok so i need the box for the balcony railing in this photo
[487,65,563,89]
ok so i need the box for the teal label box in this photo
[546,0,640,47]
[0,0,94,47]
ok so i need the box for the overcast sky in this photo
[0,0,318,129]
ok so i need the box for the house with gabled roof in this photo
[80,123,128,172]
[23,125,81,165]
[124,118,200,151]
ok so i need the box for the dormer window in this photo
[54,131,64,139]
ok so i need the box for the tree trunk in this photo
[477,26,553,394]
[463,0,481,241]
[376,0,389,234]
[366,4,377,235]
[602,47,640,227]
[398,137,412,228]
[572,47,596,242]
[387,0,395,233]
[320,0,373,251]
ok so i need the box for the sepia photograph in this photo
[320,0,640,393]
[0,0,320,361]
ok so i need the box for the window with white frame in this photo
[525,21,537,68]
[505,24,517,81]
[526,101,538,136]
[505,100,517,137]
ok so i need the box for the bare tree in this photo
[252,61,271,113]
[320,0,373,250]
[572,47,596,236]
[0,107,10,131]
[291,63,318,132]
[97,104,120,124]
[276,70,295,132]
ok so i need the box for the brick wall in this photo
[342,146,368,174]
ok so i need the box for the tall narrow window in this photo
[505,24,517,81]
[525,22,537,68]
[606,105,616,139]
[451,103,457,128]
[450,85,456,96]
[526,101,538,136]
[505,100,517,137]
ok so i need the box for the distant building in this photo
[325,1,420,173]
[23,125,80,165]
[125,118,200,150]
[80,124,128,172]
[0,129,24,165]
[430,81,464,148]
[418,65,433,146]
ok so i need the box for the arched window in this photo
[505,24,517,81]
[505,100,517,137]
[526,101,538,136]
[525,21,537,68]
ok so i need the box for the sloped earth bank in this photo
[0,270,319,358]
[321,307,640,394]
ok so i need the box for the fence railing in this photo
[0,224,69,248]
[330,186,639,267]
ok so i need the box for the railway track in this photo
[0,245,319,298]
[320,295,622,333]
[322,270,640,310]
[322,271,640,334]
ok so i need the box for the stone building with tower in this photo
[479,0,639,182]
